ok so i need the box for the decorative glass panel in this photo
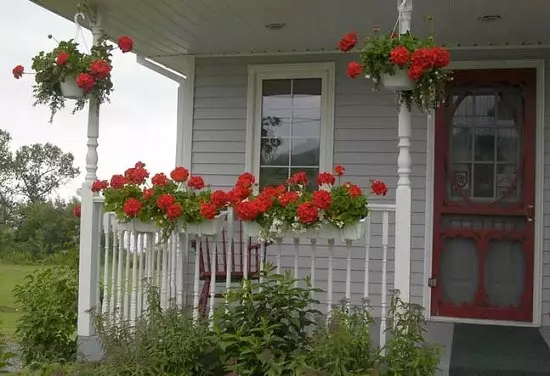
[485,239,525,308]
[440,237,478,305]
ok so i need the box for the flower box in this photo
[184,211,228,236]
[115,219,158,233]
[59,76,83,99]
[341,217,367,241]
[301,217,366,241]
[243,221,262,238]
[381,68,414,91]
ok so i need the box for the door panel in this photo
[431,69,536,322]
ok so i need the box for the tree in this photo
[0,129,15,222]
[13,143,80,203]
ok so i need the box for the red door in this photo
[431,69,536,322]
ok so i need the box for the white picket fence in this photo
[91,202,395,346]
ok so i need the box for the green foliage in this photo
[94,286,223,376]
[214,269,321,376]
[12,265,78,367]
[31,36,115,122]
[0,320,14,373]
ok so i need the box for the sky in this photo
[2,1,178,200]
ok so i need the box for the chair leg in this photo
[199,279,210,315]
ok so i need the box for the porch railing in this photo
[89,202,395,346]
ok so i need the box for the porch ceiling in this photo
[32,0,550,70]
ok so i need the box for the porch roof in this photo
[32,0,550,72]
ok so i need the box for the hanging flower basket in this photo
[233,167,388,243]
[185,211,228,236]
[12,34,134,122]
[91,162,231,241]
[59,75,84,99]
[380,68,414,91]
[338,25,453,113]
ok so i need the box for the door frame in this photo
[423,59,545,326]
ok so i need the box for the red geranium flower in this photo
[200,203,218,220]
[287,171,308,186]
[157,193,175,210]
[211,190,227,208]
[187,176,205,190]
[370,179,388,196]
[407,64,424,81]
[143,188,155,200]
[124,166,149,185]
[91,180,108,192]
[151,173,169,186]
[89,59,112,80]
[339,32,357,52]
[316,172,335,186]
[312,190,332,210]
[110,174,126,189]
[334,165,345,176]
[117,36,134,53]
[235,201,259,221]
[297,202,319,224]
[254,197,272,214]
[166,203,182,221]
[170,166,189,182]
[75,73,95,92]
[135,161,146,168]
[411,48,436,70]
[123,198,142,217]
[346,61,362,79]
[390,46,411,67]
[236,172,255,188]
[279,191,299,207]
[73,204,81,218]
[347,184,362,198]
[12,65,24,79]
[227,186,250,205]
[56,52,70,65]
[432,47,450,68]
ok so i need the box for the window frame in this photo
[245,63,335,185]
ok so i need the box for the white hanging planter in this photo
[381,68,414,91]
[185,211,228,236]
[243,221,262,238]
[302,218,367,241]
[115,219,158,233]
[60,75,84,99]
[341,217,367,241]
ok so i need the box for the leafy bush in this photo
[94,286,223,376]
[0,319,14,373]
[13,265,78,366]
[214,269,321,376]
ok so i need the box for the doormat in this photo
[449,324,550,376]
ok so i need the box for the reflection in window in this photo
[260,78,322,188]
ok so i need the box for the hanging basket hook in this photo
[74,12,86,41]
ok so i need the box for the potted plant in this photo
[91,162,229,238]
[233,166,388,242]
[338,27,452,113]
[12,34,134,122]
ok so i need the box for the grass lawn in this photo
[0,263,46,339]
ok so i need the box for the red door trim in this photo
[431,69,536,322]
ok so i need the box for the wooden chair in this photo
[196,221,264,314]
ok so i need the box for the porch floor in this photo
[449,324,550,375]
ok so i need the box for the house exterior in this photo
[30,0,550,373]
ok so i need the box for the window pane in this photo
[260,137,290,166]
[259,167,289,188]
[291,138,320,166]
[262,79,291,138]
[473,164,494,198]
[474,128,495,162]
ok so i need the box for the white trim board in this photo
[245,62,336,178]
[423,59,546,326]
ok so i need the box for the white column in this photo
[393,0,413,303]
[77,20,103,337]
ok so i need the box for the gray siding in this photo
[185,50,550,324]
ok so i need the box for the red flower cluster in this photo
[211,190,227,207]
[125,163,149,185]
[236,200,260,221]
[370,179,388,196]
[73,204,81,218]
[297,202,318,224]
[389,46,410,67]
[338,32,357,52]
[91,180,108,192]
[143,188,155,200]
[312,190,331,210]
[170,166,189,182]
[117,36,134,53]
[76,73,95,92]
[123,197,142,217]
[405,47,450,81]
[110,174,126,189]
[56,52,69,65]
[200,203,218,220]
[279,191,299,207]
[12,65,24,79]
[157,193,175,210]
[166,203,182,220]
[151,173,169,186]
[287,171,308,186]
[346,61,362,79]
[187,176,205,190]
[316,172,335,186]
[334,165,345,176]
[89,59,112,80]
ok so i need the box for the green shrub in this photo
[214,269,321,376]
[13,265,78,367]
[94,286,223,376]
[0,319,14,373]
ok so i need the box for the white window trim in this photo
[245,62,335,181]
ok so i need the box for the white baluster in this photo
[345,240,352,308]
[380,210,390,352]
[101,213,111,315]
[259,242,266,284]
[138,234,145,315]
[293,238,299,285]
[327,239,335,316]
[171,234,177,302]
[95,209,102,312]
[176,234,183,306]
[161,241,169,309]
[124,232,131,321]
[209,235,217,324]
[116,230,124,323]
[276,238,282,274]
[183,233,190,307]
[109,220,118,319]
[243,239,249,280]
[193,235,201,322]
[363,215,372,303]
[310,239,316,298]
[130,231,138,323]
[156,232,162,289]
[225,211,234,307]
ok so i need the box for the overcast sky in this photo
[2,1,178,200]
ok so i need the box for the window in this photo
[246,63,335,189]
